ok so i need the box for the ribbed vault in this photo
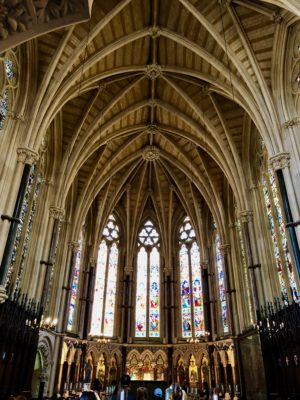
[23,0,297,241]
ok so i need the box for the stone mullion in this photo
[113,243,122,339]
[146,248,150,338]
[213,239,223,338]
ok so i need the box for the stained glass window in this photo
[6,165,36,288]
[236,220,254,323]
[0,91,8,130]
[67,232,83,331]
[135,220,160,338]
[263,171,299,301]
[1,53,16,131]
[90,215,119,337]
[179,217,204,338]
[215,233,229,334]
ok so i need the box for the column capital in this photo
[269,152,290,170]
[239,210,253,223]
[220,244,231,254]
[68,241,80,251]
[49,206,65,221]
[201,262,209,269]
[89,258,97,267]
[17,146,39,165]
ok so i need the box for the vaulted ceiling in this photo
[30,0,297,240]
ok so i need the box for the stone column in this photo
[40,206,64,311]
[82,258,96,339]
[269,152,300,282]
[0,147,38,303]
[238,210,262,311]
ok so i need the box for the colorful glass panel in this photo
[236,220,254,323]
[6,165,36,287]
[4,59,14,80]
[103,243,118,336]
[269,171,299,300]
[15,174,42,290]
[180,244,192,337]
[149,248,160,337]
[91,240,108,335]
[67,232,83,331]
[262,176,288,299]
[191,242,204,336]
[0,91,8,130]
[135,247,148,337]
[215,234,229,333]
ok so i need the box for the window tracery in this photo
[0,49,18,130]
[135,220,160,338]
[179,217,204,338]
[91,215,119,337]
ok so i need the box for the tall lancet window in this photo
[179,217,204,338]
[262,170,299,301]
[67,231,83,331]
[214,233,229,334]
[91,215,119,337]
[135,220,160,338]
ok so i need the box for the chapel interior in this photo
[0,0,300,399]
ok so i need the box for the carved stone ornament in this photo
[148,26,161,39]
[69,241,80,251]
[269,152,290,170]
[0,0,86,40]
[145,123,158,135]
[49,206,65,221]
[239,210,253,223]
[283,117,300,129]
[145,64,162,80]
[17,146,39,164]
[220,244,231,255]
[90,258,97,267]
[142,145,160,161]
[0,285,8,304]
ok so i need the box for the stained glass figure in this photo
[135,220,160,337]
[135,247,148,337]
[262,171,299,301]
[149,248,160,337]
[67,232,83,331]
[91,215,120,337]
[179,217,204,338]
[215,233,229,334]
[103,242,118,336]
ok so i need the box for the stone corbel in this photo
[220,244,231,255]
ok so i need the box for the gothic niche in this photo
[126,350,167,381]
